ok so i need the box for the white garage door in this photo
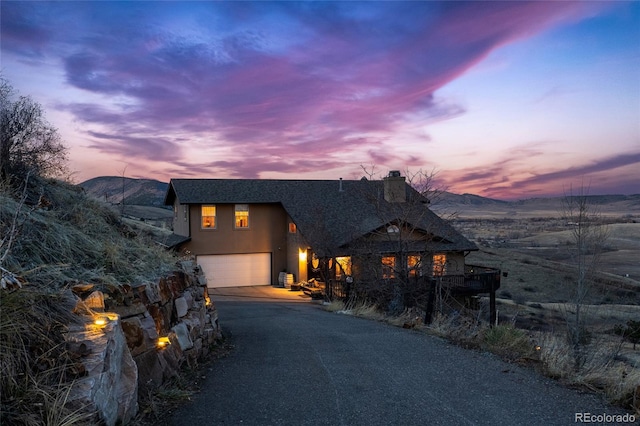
[197,253,271,288]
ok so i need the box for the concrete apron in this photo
[208,285,317,303]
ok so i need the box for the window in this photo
[201,205,216,228]
[408,255,421,277]
[335,256,352,279]
[382,256,396,279]
[235,204,249,228]
[289,222,297,233]
[432,254,447,276]
[183,205,188,222]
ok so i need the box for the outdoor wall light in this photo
[299,249,307,261]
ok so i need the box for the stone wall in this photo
[66,260,221,425]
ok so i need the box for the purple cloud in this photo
[1,0,624,189]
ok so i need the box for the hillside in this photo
[81,176,169,207]
[433,193,640,219]
[0,177,180,424]
[1,177,175,287]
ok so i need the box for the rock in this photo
[131,283,150,306]
[122,315,160,357]
[147,305,166,336]
[145,281,162,305]
[183,290,194,309]
[171,323,193,351]
[140,314,158,340]
[71,283,95,295]
[111,302,147,319]
[121,318,144,354]
[197,274,208,287]
[73,298,93,316]
[175,297,188,318]
[134,350,164,394]
[84,291,105,311]
[67,317,138,426]
[158,277,173,305]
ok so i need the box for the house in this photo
[163,172,500,314]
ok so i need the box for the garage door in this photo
[197,253,271,288]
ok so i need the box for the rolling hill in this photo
[80,176,169,207]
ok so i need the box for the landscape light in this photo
[90,313,119,329]
[157,336,171,349]
[93,315,110,326]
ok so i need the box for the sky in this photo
[1,1,639,200]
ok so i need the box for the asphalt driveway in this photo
[170,287,631,426]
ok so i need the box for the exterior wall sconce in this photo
[299,249,307,262]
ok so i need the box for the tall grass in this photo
[1,177,176,288]
[1,177,178,424]
[0,289,97,425]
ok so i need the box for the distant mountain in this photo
[80,176,169,208]
[436,192,509,206]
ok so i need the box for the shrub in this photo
[614,320,640,349]
[482,325,535,361]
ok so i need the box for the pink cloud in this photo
[2,1,628,194]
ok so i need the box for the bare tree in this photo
[348,167,461,315]
[561,183,610,370]
[119,165,128,217]
[0,76,68,185]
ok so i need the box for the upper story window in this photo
[288,222,297,233]
[201,205,216,229]
[235,204,249,228]
[433,254,447,276]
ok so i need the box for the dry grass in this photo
[324,299,346,312]
[1,177,176,288]
[481,325,536,361]
[324,299,385,321]
[536,331,640,415]
[0,289,98,425]
[1,177,179,425]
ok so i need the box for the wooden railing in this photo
[440,264,501,295]
[324,264,501,300]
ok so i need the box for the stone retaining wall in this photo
[66,260,221,425]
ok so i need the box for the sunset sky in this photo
[2,1,639,200]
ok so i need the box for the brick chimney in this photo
[383,171,406,203]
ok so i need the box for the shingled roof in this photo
[165,178,477,255]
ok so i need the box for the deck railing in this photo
[324,264,501,300]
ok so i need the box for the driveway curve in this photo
[170,287,630,426]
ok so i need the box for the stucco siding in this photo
[180,203,288,284]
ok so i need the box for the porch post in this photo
[490,281,496,327]
[424,277,436,325]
